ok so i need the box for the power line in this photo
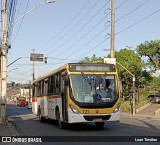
[75,5,160,59]
[11,0,30,44]
[77,39,108,60]
[116,0,151,22]
[66,28,107,58]
[36,0,92,51]
[116,7,160,35]
[15,0,22,19]
[44,0,131,64]
[56,0,156,62]
[35,0,129,63]
[41,0,101,54]
[47,2,110,57]
[48,57,79,62]
[9,1,160,80]
[47,6,160,67]
[44,29,108,71]
[7,0,17,42]
[57,16,108,58]
[115,0,129,10]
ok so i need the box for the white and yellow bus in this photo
[32,63,121,129]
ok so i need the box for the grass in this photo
[121,90,151,112]
[121,100,132,112]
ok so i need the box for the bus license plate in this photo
[93,118,102,122]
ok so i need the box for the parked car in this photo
[147,94,160,103]
[19,102,26,107]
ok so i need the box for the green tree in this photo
[115,49,144,99]
[147,77,160,91]
[136,40,160,69]
[138,70,152,88]
[80,54,103,63]
[116,49,143,80]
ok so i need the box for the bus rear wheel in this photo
[39,109,45,122]
[95,122,105,129]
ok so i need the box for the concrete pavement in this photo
[0,117,20,136]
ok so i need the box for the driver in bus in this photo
[96,80,113,101]
[96,81,107,99]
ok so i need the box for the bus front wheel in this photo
[95,122,105,129]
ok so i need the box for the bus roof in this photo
[33,63,67,83]
[33,62,116,83]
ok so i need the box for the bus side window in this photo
[55,73,61,93]
[49,76,54,94]
[41,81,44,96]
[37,82,41,96]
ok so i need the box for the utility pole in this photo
[110,0,115,58]
[32,49,35,82]
[29,80,32,103]
[0,0,8,122]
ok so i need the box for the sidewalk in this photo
[120,111,160,130]
[0,120,15,144]
[0,118,19,137]
[0,122,12,136]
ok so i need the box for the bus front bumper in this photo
[67,109,120,123]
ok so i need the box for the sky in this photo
[1,0,160,84]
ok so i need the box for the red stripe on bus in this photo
[48,95,61,99]
[32,96,60,101]
[32,98,37,102]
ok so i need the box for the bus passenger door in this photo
[61,77,68,122]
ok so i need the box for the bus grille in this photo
[83,115,111,121]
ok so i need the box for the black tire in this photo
[95,122,105,129]
[39,109,45,122]
[56,109,65,129]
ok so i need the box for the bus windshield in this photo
[69,74,118,103]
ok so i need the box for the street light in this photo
[9,0,55,28]
[116,62,136,115]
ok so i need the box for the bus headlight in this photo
[70,105,79,114]
[113,104,120,113]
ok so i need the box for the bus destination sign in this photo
[69,64,116,72]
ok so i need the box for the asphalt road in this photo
[6,103,160,145]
